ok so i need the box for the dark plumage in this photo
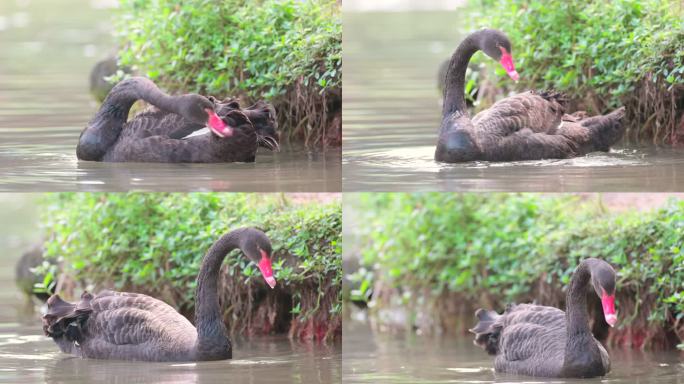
[77,77,279,163]
[470,258,617,378]
[435,29,625,162]
[42,228,277,362]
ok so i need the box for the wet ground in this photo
[0,195,341,383]
[0,0,340,192]
[343,319,684,384]
[342,11,684,192]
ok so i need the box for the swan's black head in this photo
[239,228,276,289]
[177,94,234,138]
[478,29,518,81]
[588,258,617,327]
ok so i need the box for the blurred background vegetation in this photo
[464,0,684,145]
[345,194,684,349]
[32,193,341,341]
[113,0,341,148]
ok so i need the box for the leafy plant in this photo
[114,0,342,146]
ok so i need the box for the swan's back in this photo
[471,304,568,377]
[472,91,566,136]
[44,290,198,362]
[119,106,202,140]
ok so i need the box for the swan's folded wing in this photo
[483,129,578,161]
[472,91,565,135]
[500,322,561,362]
[502,304,566,327]
[88,293,195,346]
[88,306,169,346]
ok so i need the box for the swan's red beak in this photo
[258,250,276,289]
[205,108,234,138]
[499,47,519,82]
[601,291,617,327]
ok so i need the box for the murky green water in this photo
[343,319,684,384]
[0,0,341,192]
[342,11,684,192]
[0,195,341,383]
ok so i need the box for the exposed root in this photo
[623,77,682,145]
[274,79,341,149]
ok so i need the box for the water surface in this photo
[0,0,340,192]
[343,320,684,384]
[0,195,341,383]
[342,12,684,192]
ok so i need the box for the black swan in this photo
[89,56,131,102]
[470,258,617,378]
[436,29,626,162]
[15,243,54,301]
[42,227,277,362]
[77,77,279,163]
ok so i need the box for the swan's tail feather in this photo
[43,292,93,343]
[581,106,626,151]
[469,308,502,355]
[245,101,280,152]
[532,89,568,105]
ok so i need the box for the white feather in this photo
[181,127,211,140]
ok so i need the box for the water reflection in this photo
[342,11,684,192]
[40,337,340,384]
[0,0,340,192]
[0,330,341,384]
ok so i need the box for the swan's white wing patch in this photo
[181,127,210,140]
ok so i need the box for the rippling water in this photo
[0,325,341,384]
[343,320,684,384]
[0,0,340,192]
[342,11,684,192]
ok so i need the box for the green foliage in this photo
[467,0,684,143]
[114,0,341,145]
[37,193,341,335]
[351,194,684,344]
[116,0,340,97]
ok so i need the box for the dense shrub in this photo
[37,193,342,341]
[114,0,342,147]
[466,0,684,144]
[349,194,684,348]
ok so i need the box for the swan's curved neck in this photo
[442,32,484,117]
[565,260,593,337]
[102,77,176,118]
[562,259,608,376]
[194,229,246,358]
